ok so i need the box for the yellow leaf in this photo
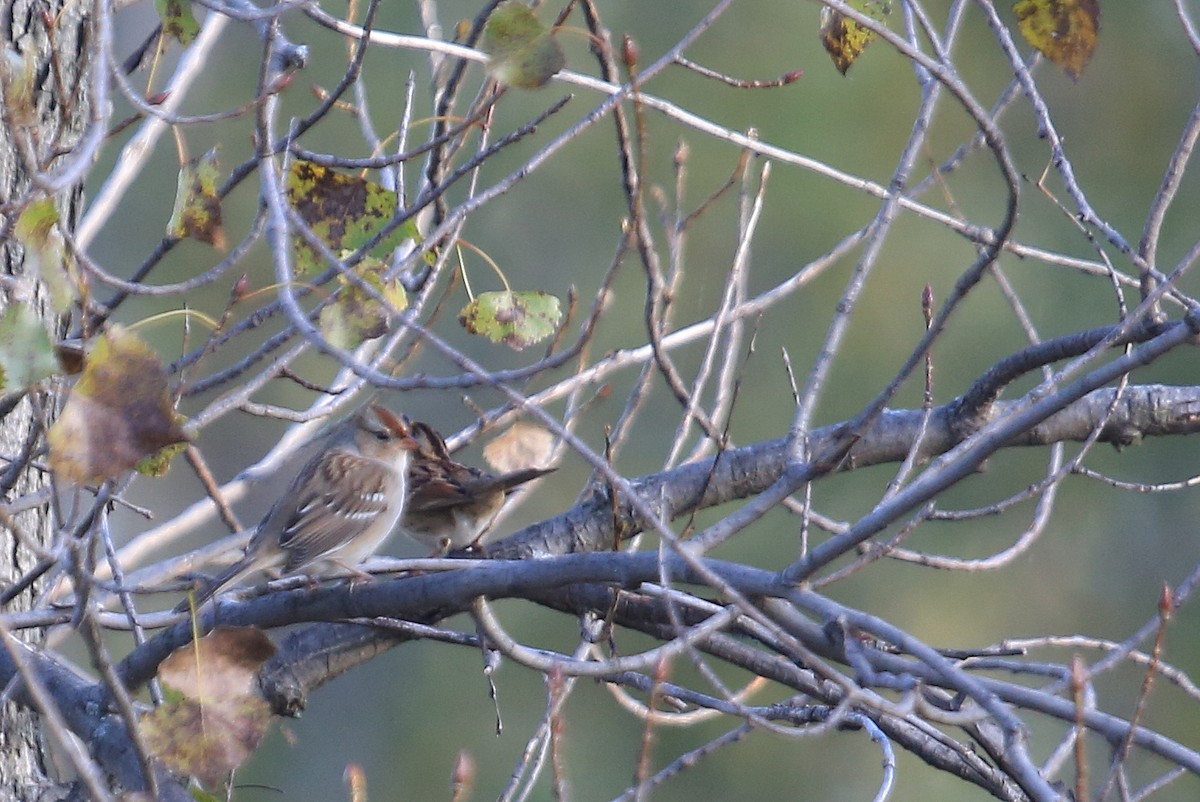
[286,161,424,274]
[1014,0,1100,81]
[167,148,226,250]
[819,1,891,76]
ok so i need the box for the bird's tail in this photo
[171,557,253,613]
[493,466,556,495]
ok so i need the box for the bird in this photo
[398,419,555,554]
[176,404,420,610]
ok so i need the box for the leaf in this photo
[0,306,61,392]
[482,1,566,89]
[483,422,557,474]
[459,290,562,351]
[819,1,891,75]
[286,161,424,274]
[140,628,276,790]
[136,438,189,478]
[14,199,78,313]
[157,0,199,46]
[1,47,37,125]
[167,148,226,250]
[48,326,189,485]
[156,0,200,45]
[318,255,409,349]
[54,341,86,375]
[1013,0,1100,81]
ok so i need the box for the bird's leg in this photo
[330,560,376,587]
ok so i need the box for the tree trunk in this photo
[1,2,90,798]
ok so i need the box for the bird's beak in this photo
[370,404,421,451]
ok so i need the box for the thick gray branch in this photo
[489,384,1200,559]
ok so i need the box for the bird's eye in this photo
[373,429,390,441]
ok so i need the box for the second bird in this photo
[400,419,555,554]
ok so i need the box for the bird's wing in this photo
[272,450,396,569]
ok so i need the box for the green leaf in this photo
[14,199,58,242]
[167,148,226,249]
[156,0,200,45]
[286,161,424,274]
[459,290,562,350]
[14,199,77,313]
[189,788,223,802]
[482,1,566,89]
[135,437,189,478]
[0,306,61,392]
[318,255,409,349]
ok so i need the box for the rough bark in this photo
[0,1,89,798]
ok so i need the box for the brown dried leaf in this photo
[47,326,189,485]
[483,422,557,474]
[158,627,276,698]
[140,627,276,789]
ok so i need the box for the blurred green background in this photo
[87,1,1200,799]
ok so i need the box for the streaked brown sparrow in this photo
[399,420,554,553]
[178,404,419,609]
